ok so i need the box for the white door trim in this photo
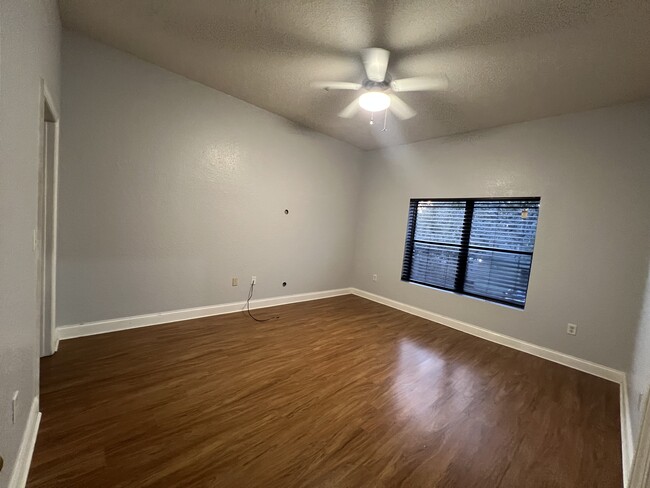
[38,79,59,357]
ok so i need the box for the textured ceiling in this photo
[58,0,650,150]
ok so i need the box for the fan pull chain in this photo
[382,109,388,131]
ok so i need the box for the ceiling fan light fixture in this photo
[358,92,390,112]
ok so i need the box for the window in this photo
[401,197,541,308]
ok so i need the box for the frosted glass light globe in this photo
[358,92,391,112]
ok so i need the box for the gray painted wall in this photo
[629,260,650,452]
[352,101,650,371]
[0,0,61,483]
[57,32,363,326]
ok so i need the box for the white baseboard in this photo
[57,288,352,340]
[8,397,41,488]
[350,288,625,384]
[52,327,60,353]
[59,286,625,384]
[630,393,650,488]
[621,376,634,487]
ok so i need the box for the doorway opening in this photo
[37,82,59,357]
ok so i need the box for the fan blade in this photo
[388,94,416,120]
[361,48,390,82]
[390,75,449,92]
[310,81,362,91]
[338,97,361,118]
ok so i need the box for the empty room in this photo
[2,1,650,487]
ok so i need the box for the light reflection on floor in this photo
[391,338,478,432]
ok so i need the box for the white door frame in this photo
[38,79,60,356]
[630,394,650,487]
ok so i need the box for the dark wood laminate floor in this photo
[28,295,622,488]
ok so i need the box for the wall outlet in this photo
[12,391,18,424]
[251,276,257,285]
[567,323,577,336]
[372,274,378,282]
[232,277,238,286]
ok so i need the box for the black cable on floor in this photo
[242,282,279,322]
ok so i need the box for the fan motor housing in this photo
[363,78,391,91]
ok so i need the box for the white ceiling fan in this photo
[311,47,449,121]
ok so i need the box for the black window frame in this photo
[401,196,541,309]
